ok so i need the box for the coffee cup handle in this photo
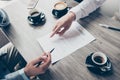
[52,9,58,17]
[28,16,33,22]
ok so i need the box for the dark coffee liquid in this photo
[94,56,103,63]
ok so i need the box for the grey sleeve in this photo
[5,71,24,80]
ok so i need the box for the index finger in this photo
[50,31,56,38]
[50,26,61,38]
[30,56,44,65]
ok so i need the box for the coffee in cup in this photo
[52,2,69,18]
[54,2,67,10]
[92,52,107,66]
[28,9,45,25]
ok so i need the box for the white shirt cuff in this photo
[18,68,29,80]
[69,0,106,20]
[69,4,83,21]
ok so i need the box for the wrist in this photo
[67,11,76,21]
[18,68,30,80]
[24,67,30,77]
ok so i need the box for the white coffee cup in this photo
[92,52,107,66]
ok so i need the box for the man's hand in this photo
[50,12,76,37]
[24,52,51,77]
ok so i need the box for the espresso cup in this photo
[28,9,45,25]
[52,2,68,18]
[92,52,107,66]
[86,52,112,74]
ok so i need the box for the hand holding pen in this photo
[36,48,55,67]
[24,51,51,76]
[24,48,54,76]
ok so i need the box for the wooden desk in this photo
[1,0,120,80]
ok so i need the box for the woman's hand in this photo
[50,12,76,37]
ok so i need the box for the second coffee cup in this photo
[28,9,45,25]
[52,2,69,18]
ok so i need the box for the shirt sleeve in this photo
[5,68,29,80]
[18,68,29,80]
[69,0,106,20]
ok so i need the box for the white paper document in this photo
[37,22,95,63]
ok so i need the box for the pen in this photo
[36,48,55,67]
[50,48,55,53]
[99,24,120,31]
